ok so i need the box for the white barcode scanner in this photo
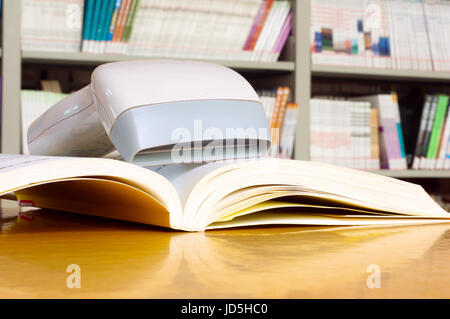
[27,60,271,166]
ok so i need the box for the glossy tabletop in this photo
[0,199,449,299]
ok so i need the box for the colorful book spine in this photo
[121,0,140,53]
[243,0,269,50]
[436,99,450,169]
[370,108,381,170]
[269,86,284,157]
[82,0,95,52]
[280,102,299,159]
[421,95,438,169]
[412,95,432,170]
[86,0,104,53]
[426,94,450,167]
[99,0,117,53]
[248,0,274,51]
[93,0,111,53]
[392,93,407,167]
[272,10,292,61]
[112,0,132,53]
[107,0,122,43]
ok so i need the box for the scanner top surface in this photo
[91,60,261,133]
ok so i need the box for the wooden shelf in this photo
[312,64,450,82]
[372,170,450,179]
[21,50,296,72]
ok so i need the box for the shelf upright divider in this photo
[294,0,311,161]
[1,0,22,154]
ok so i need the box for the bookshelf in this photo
[312,65,450,82]
[21,50,296,71]
[1,0,450,180]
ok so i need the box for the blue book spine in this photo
[95,0,110,45]
[107,0,122,41]
[397,122,406,159]
[102,0,117,42]
[82,0,95,42]
[314,32,322,53]
[89,0,104,50]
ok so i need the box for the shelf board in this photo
[312,64,450,82]
[21,50,295,72]
[371,170,450,179]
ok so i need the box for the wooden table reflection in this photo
[0,199,449,298]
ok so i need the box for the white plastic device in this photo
[28,60,271,166]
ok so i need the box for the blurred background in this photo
[1,0,450,207]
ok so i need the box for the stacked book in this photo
[311,0,450,72]
[21,0,84,52]
[258,87,299,159]
[310,93,408,170]
[20,0,293,62]
[412,94,450,170]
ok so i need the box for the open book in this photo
[0,154,449,231]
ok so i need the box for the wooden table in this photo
[0,199,449,298]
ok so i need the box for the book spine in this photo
[412,95,432,170]
[82,0,95,52]
[93,0,110,53]
[249,0,274,51]
[111,0,130,52]
[121,0,140,53]
[392,93,407,169]
[100,0,117,54]
[426,94,450,164]
[272,10,292,61]
[269,86,284,157]
[116,0,133,50]
[421,95,438,169]
[275,86,290,156]
[88,0,104,53]
[243,0,268,50]
[436,99,450,169]
[279,102,299,159]
[107,0,122,40]
[370,108,381,170]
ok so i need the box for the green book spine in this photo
[427,95,450,159]
[122,0,140,43]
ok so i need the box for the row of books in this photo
[258,87,299,159]
[21,0,293,62]
[310,93,407,170]
[311,0,450,72]
[412,94,450,170]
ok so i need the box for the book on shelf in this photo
[310,0,450,72]
[21,0,84,52]
[310,93,409,170]
[412,94,450,170]
[1,154,449,231]
[21,0,293,62]
[310,98,378,170]
[257,87,298,158]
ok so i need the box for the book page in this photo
[162,158,449,230]
[0,154,181,226]
[0,154,59,173]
